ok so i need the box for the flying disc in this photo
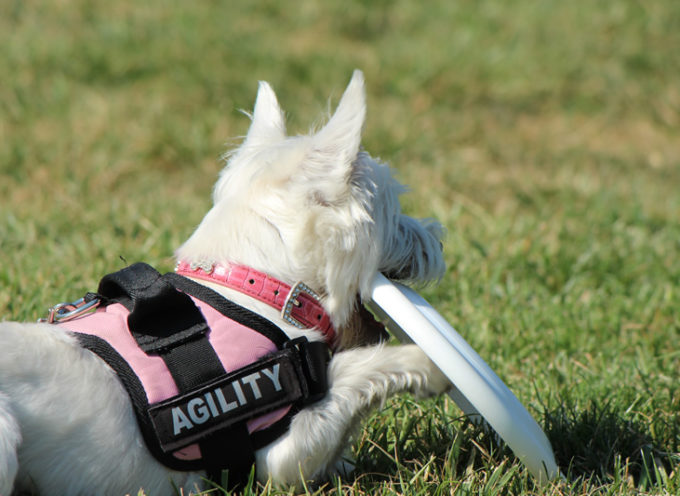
[366,273,560,484]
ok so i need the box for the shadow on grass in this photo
[542,400,678,488]
[352,397,678,492]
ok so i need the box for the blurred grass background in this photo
[1,1,679,494]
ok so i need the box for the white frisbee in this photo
[367,273,560,484]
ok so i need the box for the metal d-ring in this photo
[39,293,101,323]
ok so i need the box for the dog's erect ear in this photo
[242,81,286,148]
[315,70,365,163]
[305,70,366,201]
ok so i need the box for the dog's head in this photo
[178,70,445,348]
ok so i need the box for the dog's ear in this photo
[304,70,366,202]
[213,82,286,202]
[242,81,287,148]
[316,69,365,154]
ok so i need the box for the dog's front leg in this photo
[255,343,449,486]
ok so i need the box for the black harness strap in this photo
[97,263,253,486]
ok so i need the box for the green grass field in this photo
[1,1,679,494]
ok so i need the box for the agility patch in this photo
[148,351,304,453]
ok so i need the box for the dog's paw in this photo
[406,345,451,397]
[425,361,451,396]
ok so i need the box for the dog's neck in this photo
[175,260,336,346]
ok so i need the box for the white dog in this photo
[0,70,449,495]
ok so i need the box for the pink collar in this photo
[175,261,336,347]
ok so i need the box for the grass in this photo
[1,0,679,494]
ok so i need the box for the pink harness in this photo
[60,297,288,461]
[49,262,332,481]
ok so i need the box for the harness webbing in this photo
[78,263,331,489]
[99,263,254,483]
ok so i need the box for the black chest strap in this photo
[93,263,330,489]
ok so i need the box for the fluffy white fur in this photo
[0,70,449,495]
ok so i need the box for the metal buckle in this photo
[39,293,101,323]
[281,282,320,329]
[189,261,215,273]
